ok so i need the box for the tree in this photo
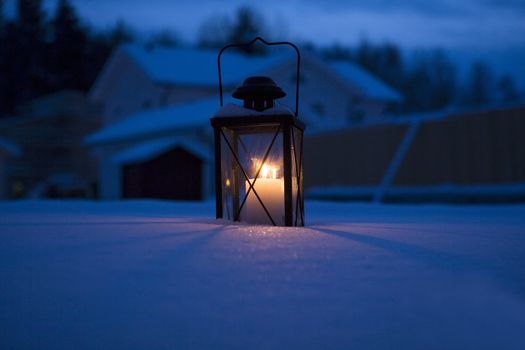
[353,40,404,88]
[197,14,231,48]
[497,75,519,103]
[426,50,457,109]
[146,29,179,48]
[229,7,266,53]
[402,52,433,112]
[198,6,267,55]
[106,20,135,47]
[0,0,4,26]
[462,61,494,106]
[49,0,89,89]
[400,50,457,112]
[322,44,352,60]
[0,0,47,113]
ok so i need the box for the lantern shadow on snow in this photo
[210,37,305,227]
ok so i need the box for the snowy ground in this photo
[1,200,525,349]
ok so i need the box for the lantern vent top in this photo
[232,76,286,112]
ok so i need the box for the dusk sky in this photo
[5,0,525,83]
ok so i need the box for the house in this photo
[0,90,101,198]
[87,44,402,200]
[0,137,21,199]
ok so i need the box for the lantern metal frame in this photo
[218,37,301,117]
[210,37,305,226]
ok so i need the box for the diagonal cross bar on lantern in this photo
[210,37,305,227]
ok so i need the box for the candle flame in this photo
[252,158,279,179]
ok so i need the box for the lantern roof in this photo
[232,76,286,100]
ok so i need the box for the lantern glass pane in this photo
[291,126,304,226]
[220,124,285,225]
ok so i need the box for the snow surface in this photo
[1,200,525,349]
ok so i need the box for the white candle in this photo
[242,162,285,225]
[243,177,284,225]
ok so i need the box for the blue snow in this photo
[1,200,525,349]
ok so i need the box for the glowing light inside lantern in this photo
[244,159,284,225]
[252,158,280,179]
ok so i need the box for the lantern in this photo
[210,38,305,226]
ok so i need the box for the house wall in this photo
[90,51,160,125]
[90,50,227,126]
[264,57,388,124]
[158,85,219,107]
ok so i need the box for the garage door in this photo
[122,147,202,200]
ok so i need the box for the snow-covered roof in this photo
[112,136,211,164]
[86,99,302,145]
[122,44,285,87]
[329,61,402,102]
[86,98,219,145]
[0,137,21,157]
[122,44,402,103]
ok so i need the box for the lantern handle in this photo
[218,37,301,117]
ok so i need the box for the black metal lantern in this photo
[210,37,305,226]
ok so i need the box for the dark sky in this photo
[5,0,525,84]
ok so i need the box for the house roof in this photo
[121,44,402,102]
[329,61,402,102]
[0,137,21,157]
[86,98,219,145]
[122,44,285,87]
[112,136,211,164]
[86,98,311,145]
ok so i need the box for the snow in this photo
[307,183,525,201]
[111,136,211,165]
[85,98,219,144]
[123,45,285,87]
[1,200,525,349]
[330,61,403,102]
[86,100,297,145]
[123,44,403,103]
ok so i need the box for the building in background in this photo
[87,44,401,200]
[0,90,101,199]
